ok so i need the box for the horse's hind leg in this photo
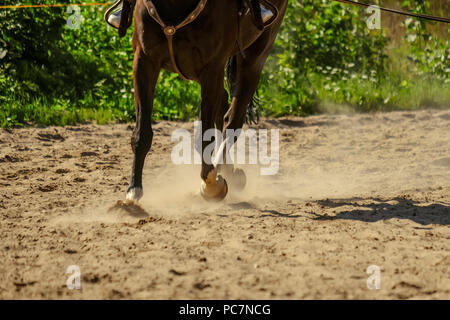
[126,48,160,202]
[224,26,280,128]
[214,89,230,132]
[219,27,283,187]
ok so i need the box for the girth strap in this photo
[144,0,208,80]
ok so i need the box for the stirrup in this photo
[105,0,123,29]
[261,4,273,23]
[104,0,135,37]
[244,0,277,30]
[108,9,122,29]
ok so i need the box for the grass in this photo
[313,45,450,114]
[1,47,449,129]
[259,44,450,117]
[313,75,450,114]
[0,95,133,128]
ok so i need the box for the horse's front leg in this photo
[199,65,229,201]
[126,48,160,202]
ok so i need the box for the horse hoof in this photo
[200,175,228,201]
[230,168,246,190]
[126,187,143,202]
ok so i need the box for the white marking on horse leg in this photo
[213,139,227,166]
[126,187,143,202]
[213,134,234,166]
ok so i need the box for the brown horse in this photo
[126,0,288,202]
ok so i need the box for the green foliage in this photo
[258,0,390,115]
[0,0,448,128]
[0,1,100,100]
[0,1,200,127]
[258,0,449,117]
[401,0,449,80]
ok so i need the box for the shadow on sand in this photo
[311,197,450,226]
[239,197,450,226]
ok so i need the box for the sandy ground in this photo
[0,109,449,299]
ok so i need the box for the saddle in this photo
[105,0,278,38]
